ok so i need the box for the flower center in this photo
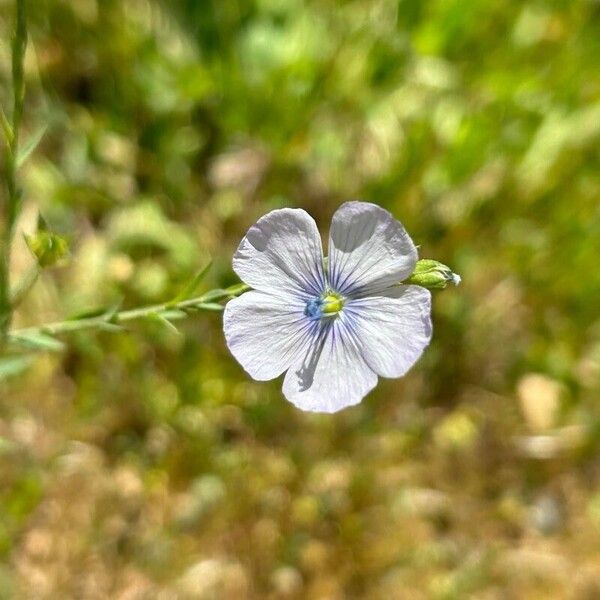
[304,291,345,319]
[321,293,344,314]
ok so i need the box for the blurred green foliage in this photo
[0,0,599,597]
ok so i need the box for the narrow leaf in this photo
[171,260,213,304]
[16,125,48,167]
[199,288,228,302]
[104,301,123,323]
[10,265,40,308]
[147,312,180,335]
[37,213,49,231]
[68,307,112,320]
[12,331,65,352]
[194,302,224,312]
[0,108,12,144]
[159,309,187,320]
[224,283,251,296]
[69,299,123,321]
[0,355,34,380]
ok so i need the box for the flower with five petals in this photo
[224,201,432,413]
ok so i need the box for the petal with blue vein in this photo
[224,289,314,381]
[233,208,325,297]
[347,285,432,378]
[328,201,417,297]
[282,317,377,413]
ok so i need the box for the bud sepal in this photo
[403,259,461,289]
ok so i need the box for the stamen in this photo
[321,293,344,315]
[305,292,344,319]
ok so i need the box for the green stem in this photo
[0,0,28,346]
[8,283,250,342]
[5,255,460,350]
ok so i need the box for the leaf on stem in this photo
[0,108,13,145]
[147,312,180,335]
[11,331,64,352]
[16,124,48,167]
[0,354,34,380]
[68,298,123,321]
[223,283,251,296]
[198,289,228,302]
[10,264,39,308]
[193,302,224,312]
[170,260,213,305]
[159,309,187,320]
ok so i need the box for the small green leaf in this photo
[224,283,251,296]
[0,355,34,380]
[37,213,49,231]
[194,302,224,312]
[68,299,122,321]
[10,265,40,308]
[148,312,180,335]
[16,125,48,167]
[69,307,111,320]
[103,302,123,324]
[0,108,12,144]
[171,260,213,304]
[11,331,64,352]
[199,289,228,302]
[159,309,187,320]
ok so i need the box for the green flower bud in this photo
[403,259,461,290]
[24,230,69,267]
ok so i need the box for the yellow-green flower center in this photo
[304,291,345,319]
[321,293,344,315]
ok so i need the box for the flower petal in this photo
[282,318,377,413]
[224,290,313,381]
[346,285,432,378]
[328,201,417,297]
[233,208,325,297]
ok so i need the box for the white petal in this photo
[282,319,377,413]
[223,290,313,381]
[346,285,432,378]
[233,208,325,297]
[328,201,417,297]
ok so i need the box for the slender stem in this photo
[8,284,250,341]
[5,255,461,350]
[0,0,28,345]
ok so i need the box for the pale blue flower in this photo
[224,201,432,413]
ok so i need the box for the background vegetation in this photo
[1,0,599,597]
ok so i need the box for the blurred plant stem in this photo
[0,0,28,347]
[8,284,250,345]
